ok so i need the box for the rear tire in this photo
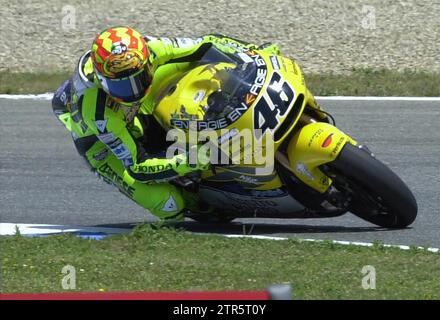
[327,144,417,228]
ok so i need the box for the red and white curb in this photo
[0,290,273,300]
[1,223,438,254]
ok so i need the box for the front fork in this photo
[280,114,357,194]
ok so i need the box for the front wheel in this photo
[326,143,417,228]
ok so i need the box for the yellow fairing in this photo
[287,122,357,193]
[153,51,308,153]
[154,62,232,129]
[152,49,319,192]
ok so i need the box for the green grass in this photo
[0,72,71,94]
[1,69,439,96]
[305,68,440,96]
[1,224,439,299]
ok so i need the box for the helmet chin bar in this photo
[96,66,151,103]
[108,93,146,108]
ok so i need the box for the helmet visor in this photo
[96,66,152,103]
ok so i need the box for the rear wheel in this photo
[325,143,417,228]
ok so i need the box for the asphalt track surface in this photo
[1,98,439,247]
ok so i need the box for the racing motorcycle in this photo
[149,46,417,228]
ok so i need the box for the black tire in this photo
[328,144,417,228]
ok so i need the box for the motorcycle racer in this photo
[52,26,282,221]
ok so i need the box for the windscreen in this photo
[203,61,257,121]
[198,47,263,122]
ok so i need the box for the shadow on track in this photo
[95,220,392,236]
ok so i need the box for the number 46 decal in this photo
[253,71,295,138]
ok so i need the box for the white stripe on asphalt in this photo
[223,234,440,253]
[315,96,440,101]
[0,223,131,236]
[1,93,440,102]
[0,93,54,100]
[2,223,437,254]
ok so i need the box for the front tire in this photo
[327,143,417,228]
